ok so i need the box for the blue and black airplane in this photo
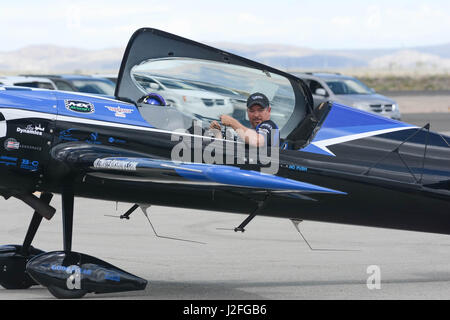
[0,28,448,298]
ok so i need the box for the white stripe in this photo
[160,163,203,173]
[312,126,417,156]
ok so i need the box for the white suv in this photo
[133,74,234,119]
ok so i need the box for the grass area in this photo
[357,75,450,92]
[289,68,450,92]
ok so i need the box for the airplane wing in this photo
[51,143,345,195]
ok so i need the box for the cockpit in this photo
[115,28,320,149]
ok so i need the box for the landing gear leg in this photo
[21,193,53,255]
[234,194,271,233]
[62,184,74,252]
[47,184,87,299]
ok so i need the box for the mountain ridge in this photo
[0,42,449,73]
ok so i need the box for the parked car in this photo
[178,79,248,119]
[0,76,57,90]
[133,74,234,119]
[92,74,118,84]
[293,72,401,120]
[21,74,116,97]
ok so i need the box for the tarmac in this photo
[0,112,449,300]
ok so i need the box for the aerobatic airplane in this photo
[0,28,448,298]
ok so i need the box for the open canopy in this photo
[115,28,314,140]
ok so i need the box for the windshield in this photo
[131,58,296,131]
[70,79,115,95]
[325,78,372,95]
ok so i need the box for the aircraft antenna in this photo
[363,123,432,185]
[290,219,358,252]
[140,206,206,245]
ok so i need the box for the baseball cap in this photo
[247,92,270,109]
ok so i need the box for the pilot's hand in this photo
[220,115,239,129]
[209,120,223,139]
[209,120,221,131]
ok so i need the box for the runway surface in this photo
[0,113,449,300]
[1,197,450,300]
[402,113,450,135]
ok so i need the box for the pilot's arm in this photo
[219,115,266,147]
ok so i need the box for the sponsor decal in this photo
[4,138,19,151]
[65,100,95,114]
[4,138,43,152]
[50,265,92,275]
[288,164,308,172]
[59,128,79,141]
[105,105,134,118]
[108,137,126,144]
[16,124,45,136]
[59,129,102,144]
[0,155,17,161]
[86,132,101,145]
[0,155,18,167]
[105,273,121,282]
[20,145,42,151]
[20,159,39,171]
[94,158,138,171]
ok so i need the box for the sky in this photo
[0,0,449,51]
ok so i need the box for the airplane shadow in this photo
[10,273,450,300]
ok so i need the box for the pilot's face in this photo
[247,105,271,128]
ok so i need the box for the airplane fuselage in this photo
[0,87,448,234]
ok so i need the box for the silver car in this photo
[293,73,401,120]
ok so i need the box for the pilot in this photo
[139,93,167,106]
[210,92,279,148]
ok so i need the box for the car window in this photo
[54,80,74,91]
[308,80,326,95]
[14,82,55,90]
[325,78,372,95]
[70,79,115,95]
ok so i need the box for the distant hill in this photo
[213,42,450,72]
[0,42,449,74]
[0,45,124,73]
